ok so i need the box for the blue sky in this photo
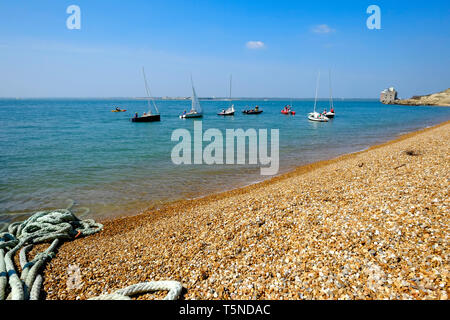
[0,0,449,98]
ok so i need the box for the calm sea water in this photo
[1,98,449,223]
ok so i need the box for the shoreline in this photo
[98,120,449,225]
[42,120,449,299]
[393,101,450,107]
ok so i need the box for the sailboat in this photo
[131,67,161,122]
[218,75,235,116]
[180,76,203,119]
[325,69,335,119]
[308,71,329,122]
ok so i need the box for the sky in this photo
[0,0,449,98]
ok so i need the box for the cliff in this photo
[394,88,450,107]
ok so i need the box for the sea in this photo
[1,98,449,225]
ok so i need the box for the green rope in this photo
[0,208,103,300]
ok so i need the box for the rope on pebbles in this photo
[89,281,183,300]
[0,202,183,300]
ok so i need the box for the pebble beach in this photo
[41,120,449,300]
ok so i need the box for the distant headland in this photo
[381,88,450,107]
[395,88,450,107]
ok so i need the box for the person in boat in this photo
[330,108,334,113]
[255,106,259,111]
[115,106,120,111]
[222,109,225,113]
[135,112,138,118]
[323,109,327,115]
[183,110,187,115]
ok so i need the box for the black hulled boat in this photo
[131,114,161,122]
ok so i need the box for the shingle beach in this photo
[42,121,449,300]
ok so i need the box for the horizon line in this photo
[0,96,379,100]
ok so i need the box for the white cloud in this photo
[311,24,336,34]
[245,41,266,49]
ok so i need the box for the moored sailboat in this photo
[180,76,203,119]
[308,71,329,122]
[218,75,235,116]
[131,67,161,122]
[325,69,335,119]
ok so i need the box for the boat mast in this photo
[229,74,232,109]
[314,70,320,113]
[329,69,334,110]
[142,67,159,114]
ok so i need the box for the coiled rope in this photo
[0,201,183,300]
[0,206,103,300]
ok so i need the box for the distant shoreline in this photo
[0,97,379,101]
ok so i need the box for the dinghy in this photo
[243,106,263,114]
[243,110,263,114]
[326,69,335,118]
[180,76,203,119]
[218,105,235,116]
[281,106,295,115]
[131,67,161,123]
[308,71,328,122]
[218,75,235,116]
[308,112,329,122]
[325,111,335,118]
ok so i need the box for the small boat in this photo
[131,67,161,123]
[111,108,127,112]
[131,113,161,122]
[218,105,235,116]
[308,112,329,122]
[243,110,263,115]
[325,111,335,118]
[243,106,263,114]
[326,69,336,119]
[307,71,328,122]
[180,76,203,119]
[281,107,296,115]
[180,111,202,119]
[218,75,235,116]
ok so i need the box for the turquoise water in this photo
[1,98,449,223]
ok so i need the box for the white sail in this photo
[190,76,202,114]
